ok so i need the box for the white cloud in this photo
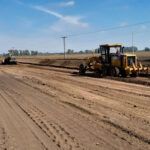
[120,22,128,27]
[32,6,88,28]
[59,1,75,7]
[50,20,89,35]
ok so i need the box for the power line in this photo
[67,20,150,37]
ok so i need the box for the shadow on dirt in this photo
[71,72,104,78]
[71,71,150,86]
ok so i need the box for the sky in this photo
[0,0,150,53]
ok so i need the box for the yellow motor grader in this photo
[2,55,17,65]
[79,44,148,77]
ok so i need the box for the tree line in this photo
[4,46,150,56]
[67,46,150,54]
[67,46,139,54]
[7,49,38,56]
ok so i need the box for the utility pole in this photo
[61,36,67,59]
[132,32,134,54]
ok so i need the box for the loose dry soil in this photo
[0,64,149,150]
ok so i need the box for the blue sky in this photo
[0,0,150,52]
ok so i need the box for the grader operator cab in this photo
[79,44,148,77]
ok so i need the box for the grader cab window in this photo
[127,56,135,66]
[110,47,121,54]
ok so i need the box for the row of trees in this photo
[5,46,150,56]
[67,47,139,54]
[125,47,150,52]
[8,49,38,56]
[123,46,138,52]
[67,46,150,54]
[67,49,99,54]
[144,47,150,51]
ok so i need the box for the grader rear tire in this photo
[121,70,127,77]
[101,67,107,77]
[110,67,119,77]
[79,64,86,75]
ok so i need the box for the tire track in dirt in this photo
[0,73,120,150]
[30,71,149,112]
[0,84,85,150]
[10,74,150,149]
[9,71,150,145]
[16,69,150,108]
[62,100,150,146]
[23,105,84,150]
[0,125,9,150]
[27,76,150,147]
[5,72,150,129]
[0,75,61,150]
[102,119,150,144]
[19,74,150,127]
[64,101,150,147]
[0,124,16,150]
[0,89,50,150]
[45,74,150,98]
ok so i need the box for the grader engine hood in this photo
[125,54,149,76]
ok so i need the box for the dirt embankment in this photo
[39,59,84,69]
[138,57,150,66]
[16,52,150,69]
[17,57,84,69]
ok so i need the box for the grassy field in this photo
[16,53,96,60]
[134,51,150,58]
[16,51,150,60]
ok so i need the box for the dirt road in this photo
[0,65,149,150]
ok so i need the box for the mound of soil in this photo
[39,59,85,69]
[17,56,150,69]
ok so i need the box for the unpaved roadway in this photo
[0,64,149,150]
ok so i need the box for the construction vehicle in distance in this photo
[79,44,148,77]
[2,55,17,65]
